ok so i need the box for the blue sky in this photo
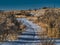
[0,0,60,10]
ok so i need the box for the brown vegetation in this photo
[0,13,26,41]
[38,9,60,38]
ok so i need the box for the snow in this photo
[0,18,41,45]
[0,18,60,45]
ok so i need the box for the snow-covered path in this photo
[0,18,42,45]
[16,18,41,43]
[0,18,60,45]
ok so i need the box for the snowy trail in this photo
[0,18,42,45]
[16,18,41,42]
[0,18,60,45]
